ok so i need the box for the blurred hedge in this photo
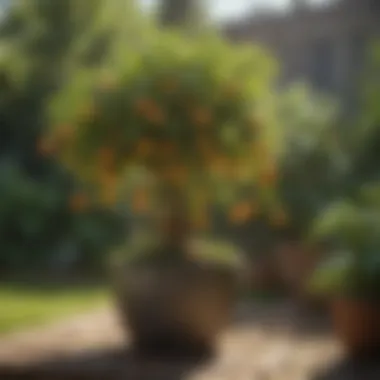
[0,162,127,273]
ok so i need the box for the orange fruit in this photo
[99,170,117,187]
[229,202,255,225]
[162,165,188,186]
[134,98,151,113]
[135,139,154,159]
[209,156,233,177]
[198,139,216,162]
[253,141,269,159]
[100,181,117,205]
[224,83,240,98]
[98,147,114,170]
[69,192,88,213]
[36,137,56,157]
[161,78,178,94]
[192,212,209,231]
[132,190,150,213]
[146,105,165,126]
[135,98,165,126]
[192,107,212,127]
[161,141,177,158]
[56,124,75,144]
[269,208,289,228]
[259,163,278,186]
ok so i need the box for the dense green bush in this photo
[0,0,132,273]
[309,185,380,298]
[0,162,126,273]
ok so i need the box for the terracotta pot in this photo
[275,243,329,313]
[331,298,380,355]
[113,261,238,356]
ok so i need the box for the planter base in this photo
[132,334,214,360]
[114,260,237,357]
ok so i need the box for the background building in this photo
[223,0,380,106]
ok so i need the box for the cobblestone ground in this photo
[0,302,342,380]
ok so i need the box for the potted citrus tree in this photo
[309,190,380,356]
[45,32,279,356]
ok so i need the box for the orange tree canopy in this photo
[47,32,280,226]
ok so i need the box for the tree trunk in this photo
[155,180,190,258]
[159,0,193,26]
[159,0,205,30]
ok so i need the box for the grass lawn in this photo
[0,282,108,335]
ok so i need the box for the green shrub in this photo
[0,162,126,273]
[275,84,346,239]
[309,184,380,298]
[307,41,380,299]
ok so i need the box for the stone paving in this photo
[0,302,342,380]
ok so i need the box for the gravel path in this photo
[0,302,342,380]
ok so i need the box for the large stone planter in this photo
[331,298,380,355]
[113,259,238,356]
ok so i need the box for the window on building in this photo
[369,0,380,12]
[346,33,369,110]
[310,38,335,92]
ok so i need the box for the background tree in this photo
[0,0,136,175]
[0,0,134,273]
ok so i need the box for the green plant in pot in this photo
[309,193,380,355]
[46,32,279,356]
[273,84,347,311]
